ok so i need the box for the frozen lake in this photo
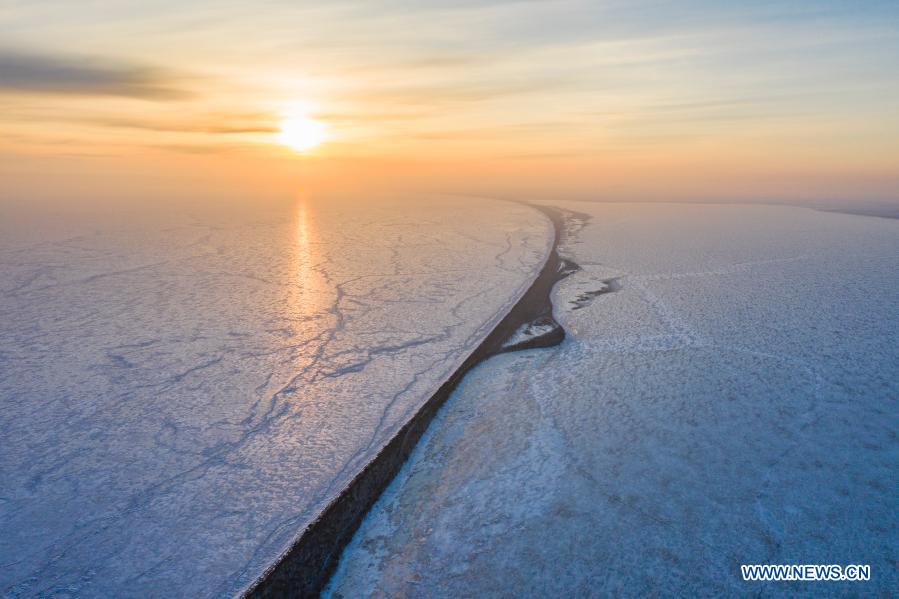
[0,196,552,596]
[328,202,899,597]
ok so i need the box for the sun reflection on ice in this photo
[286,195,332,320]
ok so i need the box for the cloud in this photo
[1,105,277,135]
[0,49,188,99]
[93,115,277,134]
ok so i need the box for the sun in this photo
[278,115,326,152]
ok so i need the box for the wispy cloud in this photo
[92,115,277,134]
[0,49,188,99]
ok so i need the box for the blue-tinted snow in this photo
[327,202,899,597]
[0,196,552,597]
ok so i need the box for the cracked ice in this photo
[0,196,552,597]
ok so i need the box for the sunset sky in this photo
[2,0,898,204]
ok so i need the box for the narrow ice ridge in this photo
[244,203,581,597]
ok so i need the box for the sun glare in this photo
[279,115,326,152]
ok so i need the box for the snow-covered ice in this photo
[0,196,552,597]
[327,202,899,597]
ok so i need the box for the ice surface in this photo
[0,196,552,597]
[499,319,557,351]
[327,202,899,597]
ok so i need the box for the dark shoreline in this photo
[242,204,579,598]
